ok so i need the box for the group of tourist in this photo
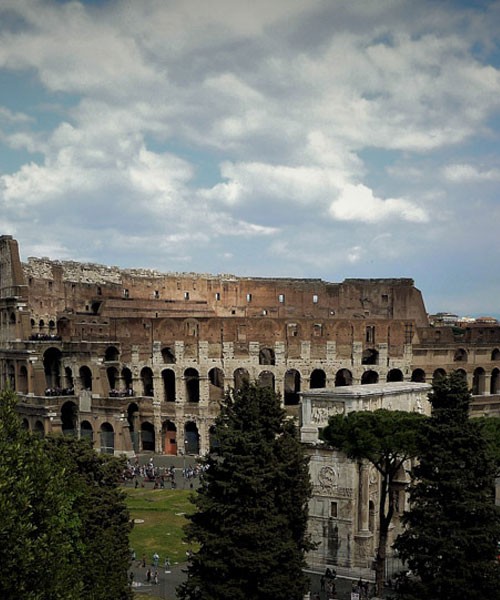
[44,386,74,396]
[129,551,172,588]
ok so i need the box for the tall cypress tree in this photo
[178,383,313,600]
[394,372,500,600]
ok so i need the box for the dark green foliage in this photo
[394,372,500,600]
[0,389,132,600]
[45,436,133,600]
[321,409,424,596]
[178,384,313,600]
[0,389,82,600]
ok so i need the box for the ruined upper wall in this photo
[0,235,27,299]
[17,241,429,324]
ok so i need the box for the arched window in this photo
[411,369,426,383]
[141,367,154,397]
[491,368,500,395]
[107,367,119,394]
[162,347,176,364]
[257,370,275,391]
[18,365,28,394]
[472,367,486,395]
[184,421,200,455]
[104,346,120,362]
[233,368,249,391]
[335,369,352,387]
[284,369,301,405]
[361,370,379,384]
[162,369,176,402]
[310,369,326,389]
[61,401,78,436]
[80,420,93,443]
[491,349,500,361]
[433,368,446,383]
[100,422,114,454]
[208,368,224,401]
[122,367,133,395]
[79,366,93,391]
[387,369,403,382]
[453,348,468,362]
[185,368,200,403]
[362,348,378,365]
[259,347,275,366]
[43,347,63,390]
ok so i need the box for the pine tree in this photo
[394,372,500,600]
[321,409,424,596]
[178,383,313,600]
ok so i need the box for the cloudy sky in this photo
[1,0,500,317]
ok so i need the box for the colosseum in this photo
[1,234,499,457]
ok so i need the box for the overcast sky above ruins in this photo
[0,0,499,316]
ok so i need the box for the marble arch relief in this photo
[310,400,345,426]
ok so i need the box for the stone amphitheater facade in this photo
[1,234,499,457]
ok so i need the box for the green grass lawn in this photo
[125,487,195,566]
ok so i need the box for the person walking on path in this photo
[164,557,171,573]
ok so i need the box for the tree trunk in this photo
[375,475,394,597]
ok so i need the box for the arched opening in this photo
[284,369,301,405]
[453,348,468,362]
[362,348,378,365]
[127,402,140,453]
[43,347,63,391]
[80,420,93,444]
[208,368,224,402]
[18,365,28,394]
[7,363,14,389]
[122,367,134,395]
[162,420,177,455]
[9,312,16,325]
[64,367,74,394]
[141,421,155,452]
[492,348,500,361]
[233,368,249,391]
[411,368,426,383]
[361,370,379,385]
[107,366,119,395]
[141,366,154,397]
[162,369,176,402]
[259,347,275,366]
[491,368,500,395]
[472,367,486,395]
[39,318,45,331]
[61,401,78,436]
[100,422,114,454]
[79,365,93,391]
[335,369,352,387]
[184,421,200,455]
[21,418,29,430]
[257,370,275,391]
[185,368,200,403]
[104,346,119,362]
[310,369,326,389]
[387,369,403,382]
[34,420,45,437]
[48,320,56,332]
[454,368,467,382]
[162,347,176,364]
[433,368,447,383]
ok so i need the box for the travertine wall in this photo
[0,235,499,458]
